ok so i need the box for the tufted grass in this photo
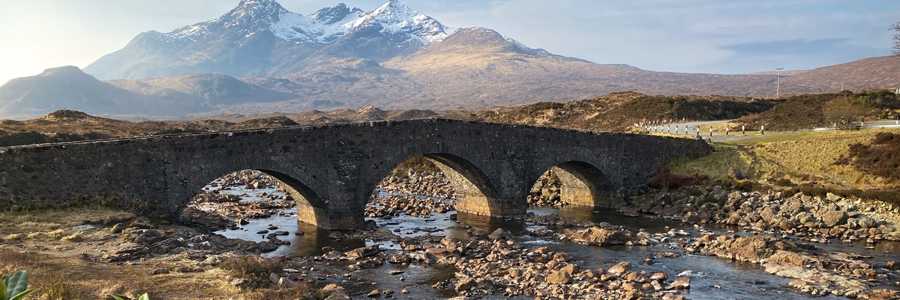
[670,128,900,204]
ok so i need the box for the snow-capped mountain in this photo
[349,0,450,44]
[85,0,452,80]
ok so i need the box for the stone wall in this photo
[0,119,710,230]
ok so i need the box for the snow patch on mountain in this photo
[351,0,450,43]
[168,0,447,45]
[270,4,365,43]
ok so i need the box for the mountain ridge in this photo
[84,0,452,80]
[1,0,897,118]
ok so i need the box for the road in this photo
[640,119,900,143]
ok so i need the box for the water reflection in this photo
[215,208,365,257]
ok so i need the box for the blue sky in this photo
[0,0,897,84]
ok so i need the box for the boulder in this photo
[563,226,632,246]
[819,210,847,227]
[608,261,631,276]
[669,276,691,289]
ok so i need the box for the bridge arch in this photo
[364,152,502,218]
[423,153,499,216]
[185,167,330,229]
[530,161,613,208]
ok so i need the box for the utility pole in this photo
[775,67,784,99]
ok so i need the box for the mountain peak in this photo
[40,66,85,77]
[373,0,412,15]
[313,3,364,25]
[234,0,286,14]
[351,0,450,43]
[219,0,288,31]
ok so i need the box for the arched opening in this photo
[365,154,500,238]
[423,153,497,217]
[528,161,611,209]
[182,169,334,256]
[527,161,614,224]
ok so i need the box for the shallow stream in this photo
[213,187,896,299]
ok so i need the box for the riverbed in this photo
[211,187,898,299]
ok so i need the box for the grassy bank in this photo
[671,128,900,204]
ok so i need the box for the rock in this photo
[150,268,170,275]
[621,282,638,297]
[345,246,379,260]
[322,284,351,300]
[110,223,125,234]
[696,235,787,264]
[608,261,631,276]
[662,294,685,300]
[759,206,778,225]
[649,272,668,281]
[46,229,66,239]
[563,226,632,246]
[764,250,809,269]
[669,276,691,289]
[859,289,898,300]
[488,228,510,240]
[819,209,847,227]
[3,233,24,241]
[781,198,804,214]
[547,268,573,285]
[366,289,381,298]
[257,241,281,253]
[455,277,476,292]
[126,229,164,244]
[104,243,147,262]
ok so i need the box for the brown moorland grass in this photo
[0,208,324,300]
[738,91,900,131]
[840,132,900,180]
[671,128,900,205]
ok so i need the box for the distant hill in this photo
[110,73,295,106]
[0,66,200,118]
[0,67,298,118]
[781,56,900,94]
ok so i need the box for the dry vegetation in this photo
[671,128,900,205]
[840,132,900,180]
[0,209,245,299]
[738,91,900,130]
[474,92,774,131]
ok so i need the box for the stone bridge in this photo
[0,119,710,230]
